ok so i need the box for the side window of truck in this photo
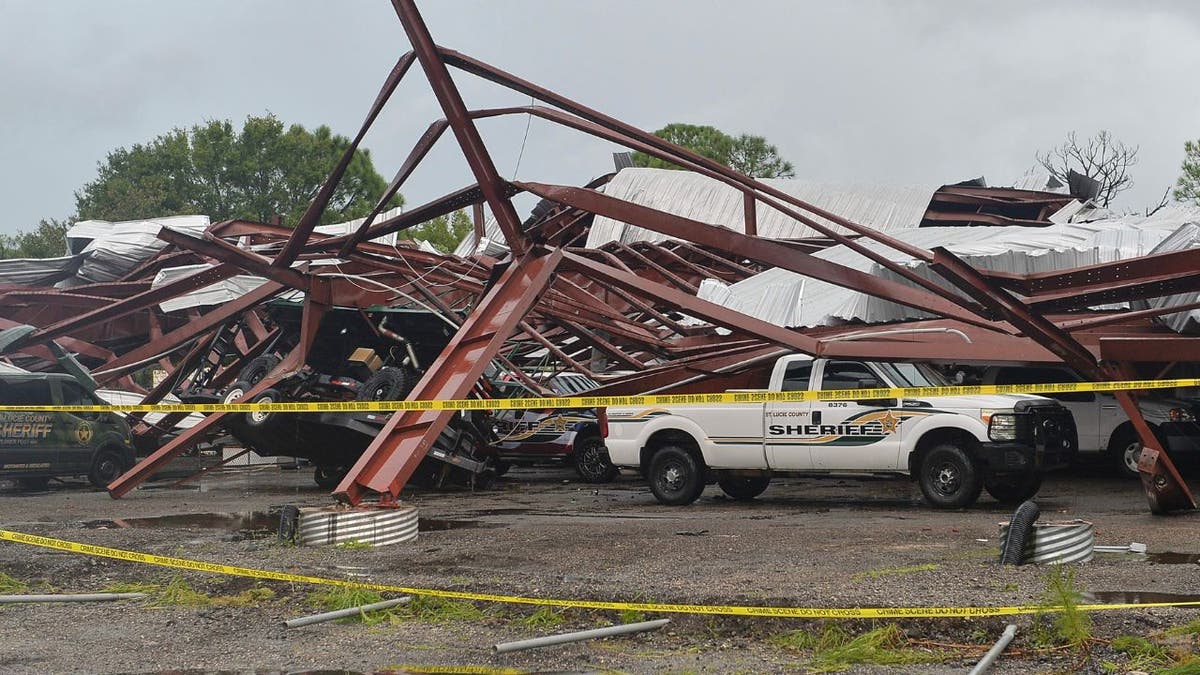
[0,379,52,406]
[58,381,103,421]
[781,362,813,391]
[823,362,881,390]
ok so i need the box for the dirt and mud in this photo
[1,459,1199,674]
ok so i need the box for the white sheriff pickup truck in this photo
[606,355,1077,509]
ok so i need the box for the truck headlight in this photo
[1169,407,1195,422]
[982,408,1018,441]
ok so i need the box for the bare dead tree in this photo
[1036,130,1138,207]
[1145,186,1171,217]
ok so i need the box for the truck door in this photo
[0,378,58,476]
[808,361,903,471]
[51,379,103,473]
[764,359,815,470]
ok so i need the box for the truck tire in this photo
[357,366,413,401]
[984,474,1043,505]
[917,443,982,509]
[647,445,705,506]
[1108,427,1156,479]
[717,474,771,501]
[573,434,618,483]
[88,447,128,488]
[237,354,280,386]
[222,380,251,404]
[245,388,281,428]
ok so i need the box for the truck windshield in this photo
[876,362,949,388]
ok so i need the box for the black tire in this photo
[356,366,414,401]
[245,388,281,428]
[717,474,771,501]
[984,474,1043,505]
[917,443,983,509]
[1108,427,1155,479]
[222,380,251,404]
[15,477,50,491]
[313,465,348,489]
[574,435,618,483]
[647,444,706,506]
[88,447,128,489]
[237,354,280,386]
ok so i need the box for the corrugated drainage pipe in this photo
[1000,500,1039,566]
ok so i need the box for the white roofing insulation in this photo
[586,168,942,247]
[697,205,1200,331]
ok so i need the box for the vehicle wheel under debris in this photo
[647,444,705,506]
[222,379,251,404]
[984,474,1043,505]
[1108,428,1152,479]
[313,465,349,489]
[88,447,127,489]
[357,366,414,402]
[917,443,982,509]
[573,434,618,483]
[237,354,280,386]
[245,388,282,428]
[717,473,771,501]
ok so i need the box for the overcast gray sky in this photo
[2,0,1199,235]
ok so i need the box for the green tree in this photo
[406,210,473,254]
[75,114,400,226]
[0,218,72,259]
[632,123,794,178]
[1173,138,1200,205]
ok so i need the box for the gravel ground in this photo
[1,459,1199,674]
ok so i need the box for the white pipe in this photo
[968,624,1017,675]
[826,327,973,344]
[284,597,410,628]
[0,593,147,603]
[494,618,670,653]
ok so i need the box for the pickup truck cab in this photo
[980,364,1200,478]
[606,355,1077,509]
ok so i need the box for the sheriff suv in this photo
[0,371,135,489]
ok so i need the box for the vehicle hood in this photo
[905,393,1055,411]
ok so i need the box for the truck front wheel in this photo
[917,443,982,509]
[984,474,1043,505]
[647,445,705,506]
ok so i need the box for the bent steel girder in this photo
[333,248,563,504]
[928,247,1195,513]
[517,181,1001,331]
[274,52,417,268]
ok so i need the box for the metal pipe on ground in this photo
[968,624,1017,675]
[284,597,411,628]
[493,618,670,653]
[0,593,148,603]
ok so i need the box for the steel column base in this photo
[1137,448,1197,514]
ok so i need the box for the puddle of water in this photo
[82,511,280,540]
[1085,591,1200,605]
[1147,551,1200,565]
[418,518,491,531]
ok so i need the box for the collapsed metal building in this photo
[3,0,1200,514]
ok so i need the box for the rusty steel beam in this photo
[986,247,1200,296]
[274,51,416,267]
[391,0,527,255]
[519,181,1002,331]
[333,249,563,504]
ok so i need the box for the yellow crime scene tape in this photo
[3,529,1199,619]
[0,378,1198,415]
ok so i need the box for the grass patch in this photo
[0,571,28,594]
[851,564,939,582]
[768,623,945,673]
[334,540,373,551]
[619,607,648,624]
[397,594,490,623]
[1162,619,1200,638]
[213,587,276,606]
[153,574,211,607]
[520,606,565,629]
[1031,566,1091,649]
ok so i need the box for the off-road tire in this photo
[357,366,414,401]
[573,435,618,483]
[984,474,1043,505]
[245,388,281,428]
[237,355,280,386]
[222,380,251,404]
[88,447,127,489]
[717,474,771,501]
[647,444,706,506]
[917,443,983,509]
